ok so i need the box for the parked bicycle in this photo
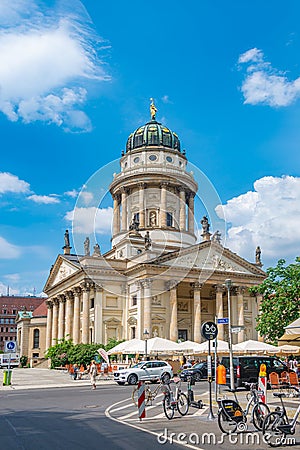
[262,388,300,447]
[162,377,189,420]
[132,379,164,406]
[217,382,269,433]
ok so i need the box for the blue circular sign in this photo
[7,342,16,350]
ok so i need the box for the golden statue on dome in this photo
[150,98,157,120]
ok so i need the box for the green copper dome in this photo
[126,119,181,153]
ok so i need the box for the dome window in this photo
[149,154,157,161]
[166,156,173,163]
[162,131,171,147]
[166,212,173,227]
[133,156,140,163]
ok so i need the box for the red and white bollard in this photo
[138,381,146,420]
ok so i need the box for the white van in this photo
[0,353,20,368]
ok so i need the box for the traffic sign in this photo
[201,321,218,341]
[217,318,229,324]
[231,326,243,333]
[5,341,16,353]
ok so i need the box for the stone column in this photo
[51,298,59,345]
[179,189,186,231]
[192,282,202,343]
[136,282,142,339]
[57,295,65,340]
[94,284,103,343]
[160,183,167,228]
[113,195,120,236]
[121,188,127,231]
[216,285,224,340]
[142,279,152,335]
[139,183,145,228]
[167,281,178,342]
[237,287,245,343]
[81,281,92,344]
[45,300,53,350]
[188,192,195,234]
[72,287,81,344]
[256,293,263,342]
[121,283,129,340]
[65,291,74,339]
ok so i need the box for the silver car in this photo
[114,360,173,385]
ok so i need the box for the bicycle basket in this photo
[220,399,244,422]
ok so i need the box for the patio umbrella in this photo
[279,317,300,344]
[232,339,278,353]
[177,340,204,353]
[271,344,300,354]
[146,337,180,354]
[107,338,144,355]
[191,339,229,354]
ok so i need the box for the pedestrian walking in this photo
[89,360,97,390]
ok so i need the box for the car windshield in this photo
[131,362,145,369]
[191,363,205,369]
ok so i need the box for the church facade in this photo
[44,104,265,349]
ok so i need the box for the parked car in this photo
[220,355,292,389]
[113,360,173,385]
[180,361,215,382]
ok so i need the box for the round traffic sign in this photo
[201,321,218,341]
[6,341,16,351]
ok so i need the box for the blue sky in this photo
[0,0,300,295]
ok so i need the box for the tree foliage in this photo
[45,338,124,368]
[251,257,300,344]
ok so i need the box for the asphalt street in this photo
[1,368,300,449]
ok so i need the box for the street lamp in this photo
[225,279,235,391]
[143,329,150,360]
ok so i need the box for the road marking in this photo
[118,403,158,420]
[109,403,136,413]
[105,400,205,450]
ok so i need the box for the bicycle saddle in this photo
[273,392,286,398]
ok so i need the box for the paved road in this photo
[1,369,300,449]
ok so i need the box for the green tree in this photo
[252,257,300,344]
[45,338,74,369]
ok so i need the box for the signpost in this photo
[201,321,218,420]
[3,341,16,386]
[217,318,229,325]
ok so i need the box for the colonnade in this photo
[112,183,195,234]
[45,281,104,350]
[134,280,248,344]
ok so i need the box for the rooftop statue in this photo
[150,98,157,120]
[84,237,90,256]
[64,229,70,247]
[255,246,262,265]
[201,215,210,234]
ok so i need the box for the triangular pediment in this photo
[155,242,265,277]
[44,255,81,291]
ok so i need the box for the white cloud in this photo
[0,172,30,194]
[0,282,19,296]
[238,48,300,107]
[0,0,110,132]
[65,206,113,234]
[64,189,79,198]
[81,191,94,205]
[27,194,60,204]
[161,95,172,104]
[216,176,300,265]
[0,236,21,259]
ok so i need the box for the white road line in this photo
[190,406,209,416]
[109,403,136,413]
[118,403,159,420]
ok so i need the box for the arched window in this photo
[33,329,39,349]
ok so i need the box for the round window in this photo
[149,154,157,161]
[133,156,140,163]
[166,156,173,163]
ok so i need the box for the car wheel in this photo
[161,372,171,383]
[127,374,138,385]
[117,381,125,386]
[194,372,202,382]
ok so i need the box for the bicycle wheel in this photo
[252,402,270,431]
[163,395,175,420]
[177,392,189,416]
[132,387,138,406]
[217,410,238,434]
[132,387,152,406]
[262,412,286,447]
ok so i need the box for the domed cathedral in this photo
[108,99,197,259]
[43,101,266,351]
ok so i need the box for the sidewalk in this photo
[0,368,115,390]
